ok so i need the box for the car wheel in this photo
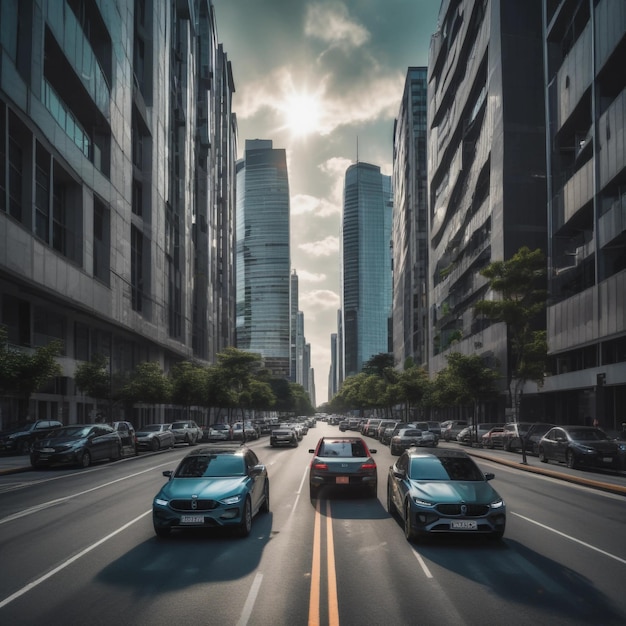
[79,451,91,468]
[538,448,548,463]
[151,438,160,452]
[487,440,494,449]
[390,444,398,456]
[185,433,191,445]
[404,502,417,542]
[260,482,270,514]
[309,483,318,500]
[18,439,31,454]
[238,497,252,537]
[386,485,396,515]
[154,525,171,538]
[489,529,505,541]
[566,450,577,469]
[368,483,378,499]
[112,444,122,461]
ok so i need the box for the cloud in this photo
[304,2,370,49]
[291,193,339,217]
[297,269,326,283]
[300,289,341,311]
[299,236,340,257]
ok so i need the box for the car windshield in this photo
[52,426,92,438]
[141,425,161,432]
[569,428,606,441]
[402,429,423,437]
[410,456,484,481]
[319,440,366,457]
[174,454,246,478]
[171,423,188,429]
[212,424,228,430]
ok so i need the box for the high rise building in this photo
[235,139,291,378]
[341,162,393,378]
[535,0,626,424]
[392,67,429,369]
[0,0,236,425]
[427,0,547,417]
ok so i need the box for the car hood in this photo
[409,480,500,504]
[158,477,248,500]
[34,435,87,447]
[573,440,620,452]
[136,430,158,436]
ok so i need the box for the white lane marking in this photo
[236,572,263,626]
[412,547,433,578]
[0,510,152,609]
[0,461,175,526]
[512,512,626,566]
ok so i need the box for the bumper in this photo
[153,503,245,531]
[408,505,506,537]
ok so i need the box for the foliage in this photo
[74,354,111,401]
[170,361,207,408]
[121,361,171,405]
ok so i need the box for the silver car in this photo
[170,420,202,445]
[136,424,175,451]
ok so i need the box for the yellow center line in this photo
[308,497,322,626]
[326,501,339,626]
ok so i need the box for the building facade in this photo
[532,0,626,428]
[341,162,393,379]
[427,0,547,417]
[0,0,237,426]
[235,139,291,378]
[392,67,429,370]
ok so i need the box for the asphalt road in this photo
[1,424,625,625]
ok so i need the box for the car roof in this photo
[185,443,248,456]
[404,447,470,460]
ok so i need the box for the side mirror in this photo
[392,467,405,479]
[250,464,265,476]
[162,470,173,478]
[308,449,315,453]
[369,449,377,454]
[485,472,495,481]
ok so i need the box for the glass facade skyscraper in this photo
[341,162,392,379]
[236,139,291,377]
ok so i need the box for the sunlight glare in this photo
[283,92,322,138]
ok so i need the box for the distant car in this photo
[390,428,436,455]
[440,420,468,442]
[136,424,175,451]
[538,426,626,470]
[414,422,441,444]
[232,422,259,441]
[205,423,232,442]
[308,436,377,499]
[376,420,396,441]
[387,448,506,542]
[109,420,137,455]
[380,422,402,445]
[481,427,506,449]
[170,420,202,445]
[362,418,382,437]
[152,443,269,537]
[457,423,504,446]
[270,426,298,447]
[30,424,123,468]
[0,420,63,454]
[502,422,555,454]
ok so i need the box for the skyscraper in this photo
[341,162,393,379]
[236,139,291,377]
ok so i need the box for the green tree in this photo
[474,246,547,420]
[397,365,431,420]
[74,354,112,403]
[121,361,171,406]
[170,361,207,416]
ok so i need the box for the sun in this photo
[281,91,323,138]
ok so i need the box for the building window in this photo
[33,307,66,353]
[8,132,23,221]
[35,155,50,242]
[52,182,67,254]
[93,197,110,284]
[131,225,143,312]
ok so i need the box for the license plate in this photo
[41,448,55,453]
[180,515,204,524]
[451,520,477,530]
[336,476,349,484]
[602,457,613,463]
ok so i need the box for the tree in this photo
[170,361,207,417]
[474,246,548,421]
[74,354,112,404]
[396,365,431,420]
[121,362,171,406]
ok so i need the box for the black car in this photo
[270,426,298,447]
[152,443,269,538]
[308,436,377,499]
[538,426,626,470]
[387,448,506,542]
[0,420,64,454]
[30,424,123,468]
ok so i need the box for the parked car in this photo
[232,422,259,441]
[204,423,232,442]
[109,420,137,455]
[502,422,555,454]
[338,420,349,432]
[30,424,122,468]
[538,426,626,470]
[481,427,506,449]
[270,426,298,447]
[457,423,504,446]
[152,443,270,538]
[170,420,202,445]
[136,424,175,451]
[440,420,468,442]
[414,421,441,443]
[380,422,403,445]
[308,436,378,499]
[387,448,506,542]
[361,418,382,437]
[0,419,63,454]
[376,420,396,441]
[390,428,436,455]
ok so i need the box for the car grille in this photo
[435,503,489,516]
[170,499,219,511]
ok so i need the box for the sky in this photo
[212,0,441,405]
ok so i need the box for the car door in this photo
[390,452,409,512]
[553,428,570,463]
[245,450,264,510]
[91,426,114,460]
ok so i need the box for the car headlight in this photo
[412,497,434,507]
[154,498,168,506]
[220,494,243,506]
[573,444,595,454]
[617,444,626,452]
[490,498,505,509]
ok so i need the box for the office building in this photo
[235,139,291,377]
[341,162,393,378]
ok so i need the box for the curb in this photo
[468,449,626,496]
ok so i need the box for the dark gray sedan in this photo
[136,424,175,451]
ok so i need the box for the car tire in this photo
[368,483,377,499]
[489,530,505,541]
[79,451,91,468]
[538,448,548,463]
[238,497,252,537]
[404,502,417,542]
[386,485,396,515]
[151,438,160,452]
[112,444,122,461]
[566,450,577,469]
[309,483,318,500]
[154,525,171,538]
[18,439,31,455]
[260,482,270,514]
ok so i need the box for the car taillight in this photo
[361,462,376,470]
[312,461,328,471]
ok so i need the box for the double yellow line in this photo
[308,498,339,626]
